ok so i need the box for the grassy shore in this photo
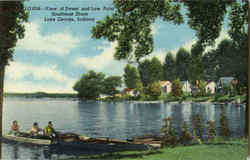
[65,138,247,160]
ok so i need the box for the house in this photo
[114,93,122,97]
[159,81,172,94]
[205,81,216,94]
[181,81,192,93]
[99,94,110,99]
[217,77,235,89]
[123,88,136,96]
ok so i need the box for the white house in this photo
[159,81,172,94]
[217,77,234,88]
[99,94,110,99]
[206,81,216,94]
[123,88,136,96]
[181,81,192,93]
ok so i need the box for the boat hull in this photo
[53,140,149,152]
[2,135,51,145]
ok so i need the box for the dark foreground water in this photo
[2,98,246,159]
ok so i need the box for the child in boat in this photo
[8,120,20,136]
[29,122,42,136]
[44,121,56,138]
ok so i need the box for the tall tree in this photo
[175,48,191,81]
[163,52,176,81]
[103,76,122,96]
[188,43,205,85]
[138,59,152,87]
[123,64,139,89]
[73,70,105,100]
[0,1,28,136]
[138,57,163,87]
[150,57,163,82]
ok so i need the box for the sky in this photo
[4,0,231,93]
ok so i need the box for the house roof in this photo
[123,88,133,92]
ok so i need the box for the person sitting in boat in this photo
[44,121,56,138]
[29,122,42,136]
[8,120,20,136]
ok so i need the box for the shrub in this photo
[179,121,193,145]
[192,114,203,139]
[144,81,162,100]
[197,80,207,97]
[160,117,178,147]
[171,78,183,98]
[207,120,216,142]
[219,107,230,138]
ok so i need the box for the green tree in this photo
[184,1,233,47]
[188,43,205,85]
[73,70,105,100]
[163,52,176,81]
[138,59,152,87]
[171,78,183,98]
[197,80,207,97]
[123,64,139,89]
[176,48,191,81]
[92,0,183,62]
[150,57,163,81]
[138,57,163,87]
[134,79,144,98]
[103,76,122,96]
[144,81,162,100]
[0,1,28,136]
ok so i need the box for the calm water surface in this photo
[2,97,246,159]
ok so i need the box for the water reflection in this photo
[2,98,246,159]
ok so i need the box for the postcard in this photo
[0,0,248,160]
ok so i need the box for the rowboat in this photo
[2,133,150,152]
[2,134,51,145]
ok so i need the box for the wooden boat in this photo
[52,134,149,152]
[2,134,51,145]
[2,133,150,152]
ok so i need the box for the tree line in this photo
[73,35,247,100]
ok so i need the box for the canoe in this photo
[2,134,51,145]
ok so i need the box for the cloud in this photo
[16,22,81,56]
[5,62,76,93]
[74,42,126,75]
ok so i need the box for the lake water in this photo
[2,98,246,159]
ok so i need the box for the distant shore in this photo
[4,92,246,105]
[4,92,77,98]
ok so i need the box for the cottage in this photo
[123,88,136,96]
[205,81,216,94]
[217,77,235,88]
[159,81,172,94]
[99,94,110,99]
[181,81,192,93]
